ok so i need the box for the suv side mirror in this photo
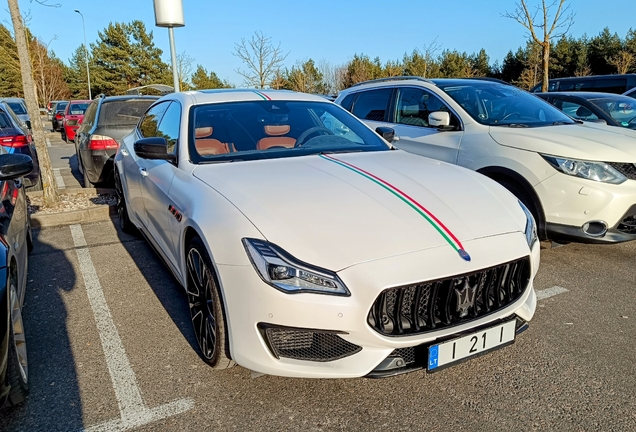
[375,127,395,143]
[429,111,451,129]
[134,137,176,162]
[0,154,33,180]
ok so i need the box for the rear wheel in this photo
[3,279,29,408]
[61,130,67,142]
[186,237,235,370]
[28,177,43,192]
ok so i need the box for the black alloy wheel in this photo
[114,169,134,234]
[3,278,29,408]
[186,237,234,370]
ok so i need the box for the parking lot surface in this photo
[2,220,636,431]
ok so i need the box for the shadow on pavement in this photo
[2,227,84,431]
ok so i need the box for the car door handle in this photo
[139,168,148,177]
[121,149,129,156]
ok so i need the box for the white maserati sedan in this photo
[114,89,540,378]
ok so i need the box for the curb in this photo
[26,187,116,198]
[30,204,117,229]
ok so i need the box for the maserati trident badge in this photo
[455,278,477,318]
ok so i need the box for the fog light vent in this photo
[258,324,361,362]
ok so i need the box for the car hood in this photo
[489,123,636,162]
[193,151,526,271]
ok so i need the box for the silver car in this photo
[0,98,30,130]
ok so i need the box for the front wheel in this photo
[3,281,29,408]
[114,169,135,234]
[186,237,235,370]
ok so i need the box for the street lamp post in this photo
[153,0,184,93]
[74,9,92,100]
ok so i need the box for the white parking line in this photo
[69,225,194,432]
[536,286,569,301]
[46,138,51,148]
[53,168,65,189]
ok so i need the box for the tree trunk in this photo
[7,0,58,206]
[542,42,550,92]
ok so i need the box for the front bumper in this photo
[535,173,636,243]
[217,232,538,378]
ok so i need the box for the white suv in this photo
[336,77,636,243]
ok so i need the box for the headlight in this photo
[519,201,538,248]
[542,155,626,184]
[243,238,350,296]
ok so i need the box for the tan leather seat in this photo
[257,125,296,150]
[195,126,234,155]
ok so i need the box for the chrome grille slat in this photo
[367,257,531,337]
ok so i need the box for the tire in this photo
[26,215,33,254]
[114,169,135,234]
[497,178,546,240]
[186,237,235,370]
[61,130,67,142]
[81,157,91,188]
[3,280,29,408]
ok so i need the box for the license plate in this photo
[427,320,516,371]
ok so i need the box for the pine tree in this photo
[190,65,233,90]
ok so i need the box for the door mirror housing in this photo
[0,154,33,180]
[134,137,176,162]
[428,111,451,129]
[375,127,395,143]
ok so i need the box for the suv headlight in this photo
[519,201,538,248]
[243,238,350,296]
[542,155,627,184]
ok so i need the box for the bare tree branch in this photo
[233,31,288,89]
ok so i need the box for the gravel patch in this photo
[28,192,117,215]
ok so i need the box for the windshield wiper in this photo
[552,120,578,125]
[506,123,530,128]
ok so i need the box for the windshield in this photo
[189,100,389,163]
[56,102,68,112]
[589,96,636,129]
[68,103,89,115]
[7,102,26,115]
[436,82,575,127]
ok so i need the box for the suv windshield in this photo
[436,82,575,127]
[190,100,389,163]
[589,96,636,128]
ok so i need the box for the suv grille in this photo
[367,257,531,336]
[259,325,362,362]
[608,162,636,180]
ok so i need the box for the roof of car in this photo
[180,89,330,105]
[0,97,25,103]
[534,91,631,99]
[96,95,160,103]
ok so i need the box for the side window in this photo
[351,89,392,121]
[396,88,458,128]
[340,94,355,111]
[594,78,627,94]
[156,102,181,154]
[82,102,98,128]
[556,99,598,121]
[138,102,170,138]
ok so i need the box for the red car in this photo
[61,100,91,142]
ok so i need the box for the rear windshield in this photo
[68,103,89,115]
[97,99,156,127]
[7,102,26,115]
[56,102,68,112]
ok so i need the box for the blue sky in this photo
[4,0,635,86]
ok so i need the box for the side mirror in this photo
[134,137,176,162]
[428,111,451,128]
[375,127,395,143]
[0,154,33,180]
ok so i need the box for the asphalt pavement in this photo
[1,218,635,432]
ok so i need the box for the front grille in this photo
[367,257,531,336]
[608,162,636,180]
[259,324,361,362]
